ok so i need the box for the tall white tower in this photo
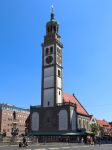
[41,8,63,107]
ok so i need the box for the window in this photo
[57,48,61,54]
[83,120,85,128]
[48,101,50,106]
[47,27,50,33]
[87,121,89,130]
[50,47,53,54]
[79,119,81,129]
[54,26,56,32]
[59,91,60,95]
[58,70,61,77]
[46,48,49,55]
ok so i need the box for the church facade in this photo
[30,9,91,140]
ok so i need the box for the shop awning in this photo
[29,130,94,136]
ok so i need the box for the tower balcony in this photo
[57,102,77,108]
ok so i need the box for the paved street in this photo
[0,143,112,150]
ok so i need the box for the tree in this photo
[90,123,100,136]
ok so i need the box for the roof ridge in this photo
[64,92,89,116]
[72,94,89,116]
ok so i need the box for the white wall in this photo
[31,112,39,131]
[44,67,54,77]
[89,116,97,125]
[59,110,68,130]
[43,88,54,107]
[71,109,76,130]
[44,76,54,88]
[57,77,61,88]
[57,89,62,104]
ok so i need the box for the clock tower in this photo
[41,8,63,107]
[30,7,79,137]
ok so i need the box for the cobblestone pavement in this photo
[0,143,112,150]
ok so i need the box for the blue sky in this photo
[0,0,112,121]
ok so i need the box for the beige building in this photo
[0,103,29,137]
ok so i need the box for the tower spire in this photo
[51,5,55,21]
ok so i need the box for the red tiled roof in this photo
[63,93,89,116]
[97,120,111,129]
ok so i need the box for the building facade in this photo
[30,9,91,140]
[97,120,112,138]
[0,103,29,137]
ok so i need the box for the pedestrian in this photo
[77,136,80,143]
[98,137,101,146]
[23,136,27,147]
[81,137,84,144]
[90,136,93,145]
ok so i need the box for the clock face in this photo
[46,56,53,64]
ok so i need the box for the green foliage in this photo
[90,123,99,135]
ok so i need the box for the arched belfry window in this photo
[50,47,53,54]
[46,48,49,55]
[54,26,56,32]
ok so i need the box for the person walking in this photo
[81,137,84,144]
[23,136,27,147]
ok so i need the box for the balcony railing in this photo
[57,102,77,108]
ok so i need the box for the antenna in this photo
[50,5,55,21]
[51,5,54,12]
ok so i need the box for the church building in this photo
[30,8,91,141]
